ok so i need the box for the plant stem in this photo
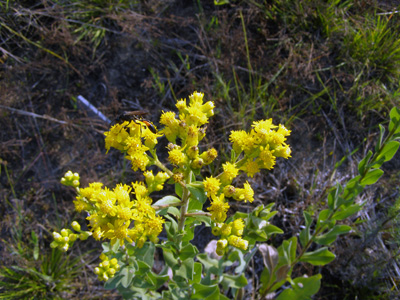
[178,170,192,233]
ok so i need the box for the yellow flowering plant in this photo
[51,91,400,299]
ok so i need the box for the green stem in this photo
[177,170,192,233]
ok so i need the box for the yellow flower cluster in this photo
[160,92,217,173]
[104,118,162,171]
[230,119,291,177]
[204,118,291,224]
[212,218,248,255]
[50,221,91,252]
[73,180,164,248]
[94,253,120,281]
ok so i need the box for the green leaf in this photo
[175,183,183,198]
[196,253,219,276]
[166,206,180,218]
[214,0,231,6]
[179,243,198,260]
[221,274,248,290]
[188,195,203,211]
[164,215,178,241]
[343,175,362,200]
[187,184,207,204]
[31,231,39,261]
[375,124,385,152]
[327,184,343,210]
[276,274,322,300]
[389,107,400,134]
[146,271,169,290]
[315,225,352,245]
[299,247,336,266]
[358,150,373,175]
[134,242,155,266]
[376,141,400,163]
[120,266,135,288]
[317,209,330,225]
[279,237,297,265]
[111,240,120,253]
[191,283,220,299]
[153,195,181,207]
[163,247,178,269]
[176,258,194,280]
[360,169,384,186]
[191,262,202,284]
[300,211,312,248]
[332,204,362,221]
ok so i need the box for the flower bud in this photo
[61,243,69,252]
[79,231,92,240]
[190,157,203,169]
[71,221,81,232]
[69,234,77,242]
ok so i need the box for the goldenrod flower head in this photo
[223,185,236,198]
[186,125,199,147]
[132,181,149,198]
[93,225,104,240]
[203,176,221,197]
[142,126,162,149]
[227,235,248,251]
[144,214,165,238]
[259,146,276,170]
[104,123,130,153]
[125,151,150,171]
[189,91,204,105]
[234,181,254,203]
[155,171,170,182]
[232,218,245,236]
[252,119,276,134]
[202,100,215,117]
[243,159,260,178]
[229,130,255,154]
[207,194,230,222]
[186,145,199,160]
[116,206,133,220]
[176,99,187,112]
[220,162,239,185]
[269,131,285,147]
[160,111,179,126]
[73,198,90,212]
[274,144,291,159]
[145,171,170,193]
[186,105,208,126]
[211,224,221,236]
[220,223,232,236]
[217,238,228,250]
[277,124,291,137]
[105,219,132,246]
[168,146,187,166]
[200,148,218,165]
[173,172,184,183]
[97,190,117,217]
[190,158,203,169]
[114,184,131,205]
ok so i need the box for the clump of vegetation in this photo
[1,0,400,298]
